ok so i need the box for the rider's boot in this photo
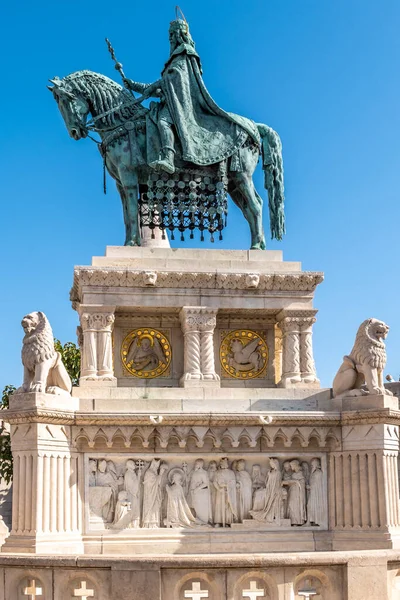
[150,147,175,174]
[149,120,176,174]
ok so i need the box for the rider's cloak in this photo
[158,43,259,166]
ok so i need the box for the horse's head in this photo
[48,75,89,140]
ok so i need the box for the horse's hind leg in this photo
[116,182,130,244]
[229,173,266,250]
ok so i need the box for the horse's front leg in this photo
[119,169,141,247]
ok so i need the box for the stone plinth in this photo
[71,247,323,390]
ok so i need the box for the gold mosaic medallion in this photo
[220,330,268,379]
[121,328,171,378]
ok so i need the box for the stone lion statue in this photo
[332,318,392,398]
[16,312,72,396]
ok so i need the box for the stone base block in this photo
[179,378,221,389]
[332,528,400,551]
[342,393,399,411]
[2,533,84,554]
[82,529,318,555]
[278,380,321,390]
[79,378,117,388]
[9,392,79,413]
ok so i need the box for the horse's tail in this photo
[256,123,285,241]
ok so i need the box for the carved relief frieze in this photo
[85,453,328,532]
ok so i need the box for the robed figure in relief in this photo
[307,458,324,526]
[142,459,168,528]
[250,458,282,523]
[124,459,140,528]
[165,468,198,528]
[213,457,238,526]
[235,459,253,522]
[283,460,307,526]
[187,459,212,524]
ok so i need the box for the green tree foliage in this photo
[54,339,81,386]
[0,341,80,482]
[0,386,16,484]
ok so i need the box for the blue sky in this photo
[1,0,399,390]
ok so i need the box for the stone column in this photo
[180,307,220,386]
[180,308,203,383]
[80,313,97,380]
[97,314,115,380]
[199,309,220,382]
[277,316,301,387]
[79,308,116,383]
[299,316,319,384]
[277,310,319,388]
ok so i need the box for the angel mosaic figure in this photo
[227,338,262,372]
[126,334,166,373]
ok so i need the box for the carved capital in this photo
[180,307,218,333]
[81,312,115,332]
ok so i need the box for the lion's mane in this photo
[21,312,56,372]
[349,318,388,369]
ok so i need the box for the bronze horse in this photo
[49,70,284,248]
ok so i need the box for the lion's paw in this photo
[30,382,46,393]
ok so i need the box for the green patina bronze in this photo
[48,15,285,249]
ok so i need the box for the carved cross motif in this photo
[184,581,209,599]
[242,580,266,599]
[136,459,145,471]
[298,588,317,599]
[23,580,43,599]
[298,579,318,599]
[72,580,95,599]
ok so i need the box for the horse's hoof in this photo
[124,240,141,247]
[250,240,266,250]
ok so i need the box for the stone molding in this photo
[72,424,340,450]
[70,268,324,304]
[5,404,400,428]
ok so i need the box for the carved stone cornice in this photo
[70,268,324,305]
[4,408,76,425]
[5,408,400,429]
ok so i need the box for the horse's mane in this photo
[63,70,144,126]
